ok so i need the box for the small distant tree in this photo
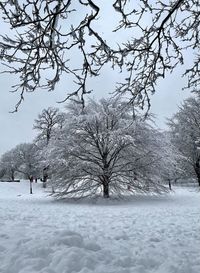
[13,143,39,180]
[168,96,200,186]
[155,132,187,190]
[33,107,65,145]
[0,148,20,181]
[33,107,65,187]
[0,143,39,181]
[47,98,167,198]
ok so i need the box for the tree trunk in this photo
[11,171,15,181]
[168,179,172,190]
[103,179,109,198]
[42,166,49,188]
[30,181,33,194]
[197,176,200,187]
[102,159,110,198]
[43,175,47,188]
[174,178,178,184]
[194,160,200,187]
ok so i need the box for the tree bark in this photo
[42,167,49,188]
[194,170,200,187]
[11,170,15,181]
[197,176,200,187]
[103,182,109,198]
[43,175,47,188]
[168,179,172,190]
[30,181,33,194]
[194,160,200,187]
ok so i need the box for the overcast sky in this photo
[0,62,191,156]
[0,1,192,156]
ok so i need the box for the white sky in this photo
[0,63,191,156]
[0,1,192,156]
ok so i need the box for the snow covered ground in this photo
[0,181,200,273]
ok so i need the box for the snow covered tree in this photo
[0,143,39,181]
[33,107,65,187]
[0,149,19,181]
[0,168,6,180]
[47,98,167,198]
[155,132,187,190]
[168,96,200,186]
[0,1,199,111]
[13,143,39,180]
[33,107,65,145]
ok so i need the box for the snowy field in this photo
[0,181,200,273]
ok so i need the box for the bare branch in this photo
[0,0,199,111]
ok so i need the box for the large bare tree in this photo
[47,98,167,198]
[0,1,199,111]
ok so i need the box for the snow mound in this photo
[1,228,118,273]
